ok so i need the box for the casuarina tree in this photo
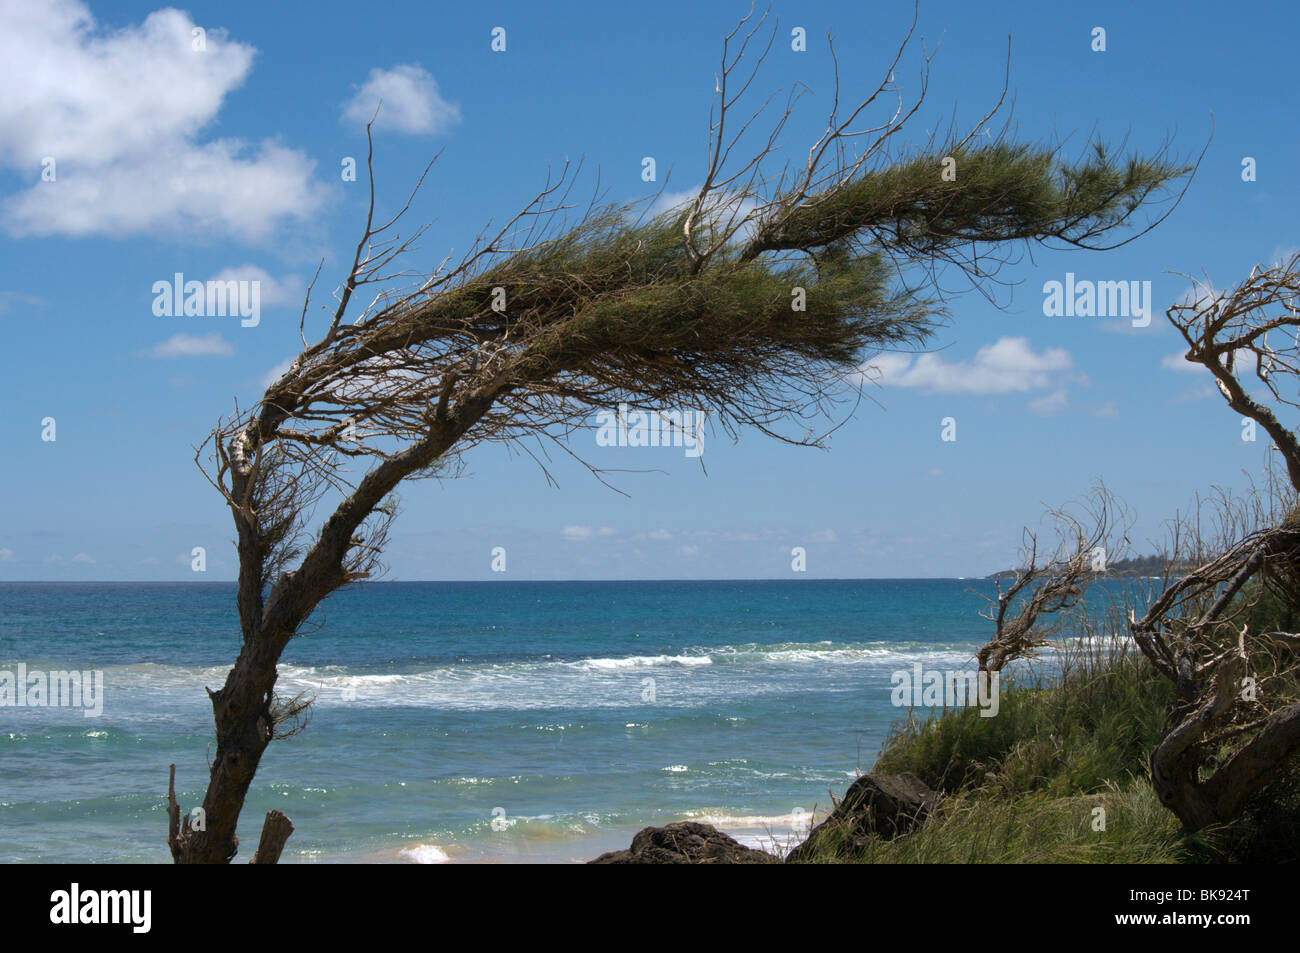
[169,7,1192,862]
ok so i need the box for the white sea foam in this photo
[686,810,815,827]
[90,640,981,713]
[399,843,450,864]
[576,654,714,670]
[731,832,800,858]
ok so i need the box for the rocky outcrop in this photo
[786,772,935,862]
[589,821,780,864]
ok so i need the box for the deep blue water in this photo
[0,579,1004,862]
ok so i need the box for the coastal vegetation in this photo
[795,633,1300,863]
[791,253,1300,862]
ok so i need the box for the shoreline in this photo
[311,815,812,864]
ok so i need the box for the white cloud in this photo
[71,552,95,564]
[0,548,15,562]
[0,1,322,240]
[1270,246,1299,267]
[648,189,699,217]
[1161,347,1255,374]
[261,356,296,389]
[865,337,1074,395]
[211,265,302,309]
[146,332,234,358]
[261,352,421,406]
[561,525,615,540]
[646,529,673,541]
[1027,389,1069,416]
[647,185,761,245]
[1161,350,1198,373]
[1170,384,1216,403]
[342,65,461,135]
[1172,279,1227,316]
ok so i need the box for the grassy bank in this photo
[792,640,1300,863]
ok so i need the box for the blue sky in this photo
[0,0,1295,581]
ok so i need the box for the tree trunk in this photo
[250,810,295,864]
[169,636,286,863]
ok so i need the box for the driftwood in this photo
[976,482,1130,673]
[250,811,295,865]
[1125,254,1300,830]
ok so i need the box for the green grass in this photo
[790,642,1299,863]
[794,778,1196,864]
[875,653,1172,798]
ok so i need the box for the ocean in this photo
[0,578,1011,863]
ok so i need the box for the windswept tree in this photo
[1128,252,1300,832]
[170,8,1191,862]
[975,482,1132,673]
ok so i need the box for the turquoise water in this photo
[0,579,1002,862]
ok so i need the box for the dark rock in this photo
[589,821,780,864]
[786,772,936,862]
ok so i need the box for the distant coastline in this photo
[983,554,1192,580]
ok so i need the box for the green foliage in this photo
[393,136,1188,419]
[798,644,1300,863]
[1249,571,1300,634]
[875,653,1173,797]
[792,778,1193,864]
[754,141,1188,259]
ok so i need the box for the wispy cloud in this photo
[342,64,461,135]
[261,356,296,388]
[210,265,303,309]
[1027,389,1069,416]
[561,525,616,540]
[1161,347,1255,374]
[865,337,1074,395]
[0,290,45,315]
[1270,245,1299,267]
[145,332,235,358]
